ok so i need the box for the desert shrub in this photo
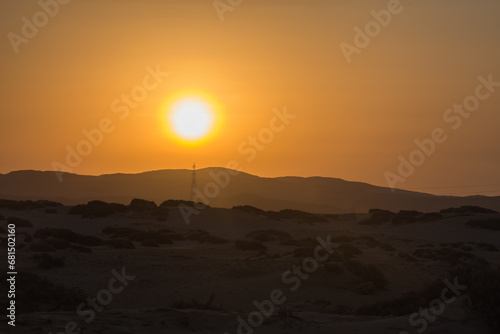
[28,200,63,209]
[68,204,86,215]
[435,247,453,256]
[392,210,423,225]
[109,203,128,212]
[0,272,85,313]
[338,244,363,259]
[300,214,329,223]
[102,226,169,243]
[332,235,356,243]
[198,235,228,244]
[414,247,488,266]
[128,231,154,241]
[70,245,92,253]
[151,206,169,221]
[46,238,71,250]
[185,230,226,244]
[246,229,291,242]
[142,240,159,247]
[357,292,421,316]
[69,200,119,218]
[324,262,343,274]
[105,227,174,243]
[150,234,173,244]
[368,209,393,214]
[0,199,29,210]
[266,209,328,223]
[358,236,379,248]
[398,252,418,262]
[29,241,55,252]
[472,242,499,252]
[378,242,396,252]
[360,210,395,225]
[18,232,33,243]
[129,198,157,211]
[171,293,222,311]
[400,210,423,216]
[344,260,388,289]
[235,240,267,251]
[7,216,33,227]
[78,235,104,246]
[358,277,446,316]
[31,253,65,269]
[467,218,500,231]
[413,248,437,260]
[160,199,202,208]
[106,239,135,249]
[358,281,376,295]
[267,253,281,260]
[279,239,299,246]
[34,228,104,246]
[293,247,315,258]
[418,212,443,222]
[35,228,76,240]
[0,199,62,211]
[326,214,340,221]
[102,226,137,237]
[441,206,497,214]
[451,265,500,331]
[167,233,185,241]
[445,251,489,268]
[232,205,266,215]
[185,230,210,241]
[280,237,317,248]
[158,228,173,233]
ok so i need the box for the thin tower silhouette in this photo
[190,163,197,202]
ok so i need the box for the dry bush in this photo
[235,239,267,251]
[344,260,388,289]
[7,216,33,227]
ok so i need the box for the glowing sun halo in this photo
[169,98,215,142]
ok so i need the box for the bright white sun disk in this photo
[170,99,214,140]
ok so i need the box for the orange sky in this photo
[1,0,499,196]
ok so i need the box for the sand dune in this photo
[1,199,499,333]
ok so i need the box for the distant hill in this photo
[1,168,500,213]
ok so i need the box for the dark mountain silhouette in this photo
[1,168,500,213]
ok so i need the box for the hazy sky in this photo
[1,0,499,196]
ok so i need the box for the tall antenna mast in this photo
[190,163,197,202]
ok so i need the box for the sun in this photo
[168,97,215,143]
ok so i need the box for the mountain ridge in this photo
[1,168,499,213]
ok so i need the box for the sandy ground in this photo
[1,204,499,333]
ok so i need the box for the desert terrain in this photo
[1,198,499,333]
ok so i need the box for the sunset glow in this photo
[168,98,215,143]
